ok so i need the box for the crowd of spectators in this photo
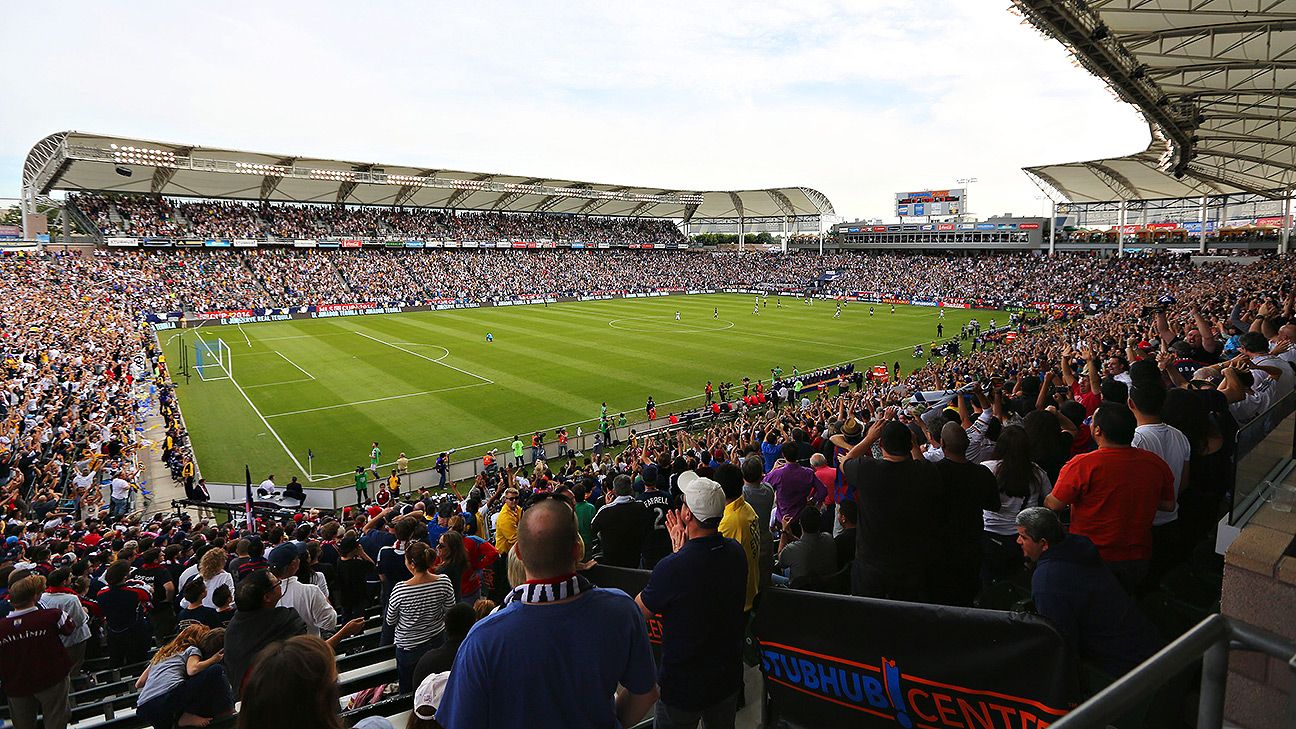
[0,239,1293,727]
[71,194,687,246]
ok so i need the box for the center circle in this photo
[608,316,735,333]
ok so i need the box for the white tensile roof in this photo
[23,131,835,222]
[1017,0,1296,202]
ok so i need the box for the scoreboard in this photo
[895,188,965,218]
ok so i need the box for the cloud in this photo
[0,0,1148,220]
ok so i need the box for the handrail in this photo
[1049,614,1296,729]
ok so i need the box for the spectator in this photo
[636,472,746,729]
[766,441,826,525]
[238,635,394,729]
[42,568,91,678]
[1016,507,1162,677]
[0,575,76,729]
[97,560,154,668]
[437,498,659,729]
[741,455,777,592]
[1046,403,1176,593]
[774,506,837,586]
[134,624,232,729]
[833,500,857,570]
[387,540,456,693]
[591,475,651,568]
[270,542,337,637]
[980,425,1052,585]
[844,418,940,601]
[931,423,1000,606]
[410,602,477,692]
[714,462,761,613]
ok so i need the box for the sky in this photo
[1,0,1150,223]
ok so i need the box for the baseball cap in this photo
[640,463,659,486]
[413,671,450,720]
[339,535,359,555]
[267,543,301,569]
[675,471,725,526]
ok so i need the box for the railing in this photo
[1050,614,1295,729]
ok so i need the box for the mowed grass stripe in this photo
[165,295,1007,486]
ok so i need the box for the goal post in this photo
[194,337,233,381]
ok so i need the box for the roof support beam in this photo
[260,157,297,200]
[490,179,544,211]
[393,169,438,207]
[444,174,495,210]
[150,146,192,193]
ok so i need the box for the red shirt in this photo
[1071,384,1101,416]
[1051,447,1173,562]
[0,607,72,696]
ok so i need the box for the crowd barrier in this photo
[583,565,1076,729]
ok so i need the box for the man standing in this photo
[931,423,1000,606]
[636,473,746,729]
[638,464,674,569]
[591,475,650,568]
[435,452,449,491]
[1046,403,1175,593]
[510,436,526,470]
[269,543,337,637]
[1128,380,1192,579]
[765,442,825,524]
[109,473,132,518]
[0,575,76,729]
[843,418,941,601]
[1015,508,1162,676]
[370,441,382,480]
[494,487,522,555]
[353,466,369,505]
[714,463,760,614]
[438,499,659,729]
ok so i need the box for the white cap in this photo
[413,671,450,720]
[675,470,726,524]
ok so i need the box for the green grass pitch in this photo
[160,294,1007,487]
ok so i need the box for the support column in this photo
[1198,195,1208,254]
[19,187,31,241]
[1047,201,1056,256]
[1281,192,1292,255]
[737,216,744,253]
[61,205,70,248]
[782,217,789,254]
[1117,203,1127,257]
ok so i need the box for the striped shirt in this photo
[384,576,455,649]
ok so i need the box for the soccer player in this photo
[937,322,944,337]
[891,304,896,314]
[675,311,681,321]
[713,307,719,319]
[835,302,842,319]
[753,302,759,316]
[939,308,946,319]
[870,306,875,316]
[369,442,382,479]
[354,466,369,505]
[486,332,493,342]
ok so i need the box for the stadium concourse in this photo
[0,227,1294,729]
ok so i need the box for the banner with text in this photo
[754,589,1075,729]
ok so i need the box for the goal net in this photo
[194,338,233,381]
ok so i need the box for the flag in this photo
[245,464,255,533]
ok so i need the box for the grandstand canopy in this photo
[23,131,835,222]
[1017,0,1296,203]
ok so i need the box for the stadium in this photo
[1,2,1295,729]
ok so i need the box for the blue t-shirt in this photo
[437,587,656,729]
[760,441,782,473]
[639,533,747,711]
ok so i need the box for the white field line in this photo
[276,351,316,380]
[243,377,315,389]
[299,300,1007,482]
[235,322,252,347]
[266,382,490,419]
[354,331,493,384]
[223,362,313,479]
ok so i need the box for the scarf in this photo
[503,573,593,606]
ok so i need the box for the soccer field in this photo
[160,294,1007,487]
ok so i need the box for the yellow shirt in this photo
[495,503,521,553]
[719,496,760,612]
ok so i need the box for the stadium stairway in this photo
[134,382,185,517]
[65,202,102,243]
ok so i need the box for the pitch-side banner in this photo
[753,589,1075,729]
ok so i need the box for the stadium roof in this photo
[1016,0,1296,203]
[22,131,835,222]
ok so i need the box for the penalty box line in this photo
[355,331,493,384]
